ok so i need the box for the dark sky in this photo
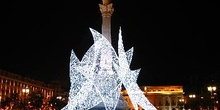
[1,0,220,88]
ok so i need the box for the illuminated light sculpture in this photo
[62,28,156,110]
[117,28,156,110]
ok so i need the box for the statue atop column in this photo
[61,0,157,109]
[99,0,113,43]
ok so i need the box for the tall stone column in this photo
[99,0,114,44]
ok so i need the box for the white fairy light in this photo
[62,28,156,110]
[118,27,156,110]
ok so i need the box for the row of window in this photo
[0,77,54,101]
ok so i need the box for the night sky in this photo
[1,0,220,88]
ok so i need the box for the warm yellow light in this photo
[22,87,30,93]
[147,90,183,94]
[56,96,62,100]
[179,98,184,102]
[26,89,30,93]
[22,89,25,93]
[213,87,216,91]
[189,94,196,98]
[207,86,216,92]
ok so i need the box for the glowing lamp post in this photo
[207,86,217,110]
[189,94,196,99]
[56,96,62,100]
[22,87,29,104]
[207,86,216,96]
[22,87,30,94]
[188,94,196,109]
[179,98,185,109]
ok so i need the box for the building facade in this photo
[0,69,54,106]
[121,85,184,110]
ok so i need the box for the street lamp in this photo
[189,94,196,99]
[57,96,62,99]
[22,87,30,104]
[188,94,196,109]
[179,98,185,109]
[207,86,217,110]
[207,86,216,96]
[22,87,30,94]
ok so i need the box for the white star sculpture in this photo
[61,28,157,110]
